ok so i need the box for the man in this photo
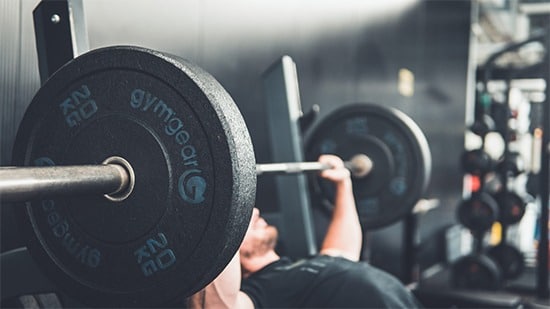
[189,155,421,308]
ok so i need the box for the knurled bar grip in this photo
[0,164,129,202]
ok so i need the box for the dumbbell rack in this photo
[538,29,549,300]
[454,29,549,299]
[483,32,550,299]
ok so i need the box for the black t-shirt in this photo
[241,255,421,308]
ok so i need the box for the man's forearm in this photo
[320,178,363,261]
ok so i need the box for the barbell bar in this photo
[256,154,372,177]
[0,154,373,203]
[0,164,127,203]
[0,156,134,203]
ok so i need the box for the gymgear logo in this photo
[178,169,206,204]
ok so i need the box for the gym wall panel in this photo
[1,0,22,166]
[1,0,41,253]
[0,0,41,167]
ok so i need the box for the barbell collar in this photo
[0,163,131,203]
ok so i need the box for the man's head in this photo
[239,208,278,259]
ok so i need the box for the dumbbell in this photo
[451,254,502,290]
[457,192,499,234]
[460,149,494,176]
[486,243,525,280]
[451,243,525,290]
[494,191,527,226]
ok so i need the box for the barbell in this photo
[0,159,133,203]
[2,46,431,307]
[0,154,373,202]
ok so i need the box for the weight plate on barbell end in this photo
[305,104,432,229]
[12,46,256,307]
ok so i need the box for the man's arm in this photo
[187,252,254,309]
[318,155,363,261]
